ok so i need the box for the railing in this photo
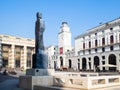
[53,74,120,89]
[80,41,120,51]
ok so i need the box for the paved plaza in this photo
[0,71,120,90]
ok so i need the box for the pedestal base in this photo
[19,75,53,90]
[26,69,54,76]
[19,69,54,90]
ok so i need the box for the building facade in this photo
[46,22,77,70]
[75,18,120,71]
[1,18,120,72]
[0,34,35,70]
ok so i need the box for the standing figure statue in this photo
[35,12,45,54]
[32,12,48,69]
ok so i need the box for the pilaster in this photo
[21,46,27,70]
[9,44,15,68]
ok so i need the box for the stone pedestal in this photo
[19,69,54,90]
[19,75,53,90]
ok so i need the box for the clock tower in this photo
[58,22,72,55]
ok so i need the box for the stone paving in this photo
[0,71,25,90]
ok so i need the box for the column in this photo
[91,57,94,70]
[57,56,60,68]
[9,44,15,68]
[99,57,103,70]
[21,46,27,70]
[80,58,82,70]
[106,55,109,70]
[117,31,120,43]
[31,48,34,68]
[105,34,109,45]
[87,58,89,70]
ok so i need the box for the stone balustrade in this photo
[53,74,120,89]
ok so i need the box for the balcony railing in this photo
[80,41,120,51]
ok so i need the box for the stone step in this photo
[34,85,81,90]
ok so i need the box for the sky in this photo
[0,0,120,46]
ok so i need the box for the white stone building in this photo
[46,22,76,70]
[45,45,58,69]
[75,18,120,71]
[0,34,35,70]
[2,18,120,72]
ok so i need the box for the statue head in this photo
[36,12,42,19]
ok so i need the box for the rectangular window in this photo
[95,33,97,36]
[95,49,97,53]
[102,48,105,52]
[83,43,85,49]
[88,57,91,61]
[102,38,105,45]
[95,40,97,47]
[102,56,105,59]
[110,46,113,51]
[89,41,91,48]
[110,27,113,30]
[102,61,105,65]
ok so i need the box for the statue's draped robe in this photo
[35,19,45,54]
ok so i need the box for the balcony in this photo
[80,41,120,51]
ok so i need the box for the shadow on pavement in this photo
[0,73,18,83]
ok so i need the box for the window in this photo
[102,56,105,59]
[110,46,113,51]
[83,43,85,49]
[102,61,105,65]
[88,57,91,61]
[110,35,114,44]
[102,38,105,45]
[67,50,69,52]
[89,41,91,48]
[102,48,105,52]
[95,49,97,52]
[95,33,97,36]
[110,28,113,31]
[95,40,97,47]
[27,60,31,67]
[15,60,20,68]
[59,47,63,54]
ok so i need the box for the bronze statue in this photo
[35,12,45,53]
[33,12,48,69]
